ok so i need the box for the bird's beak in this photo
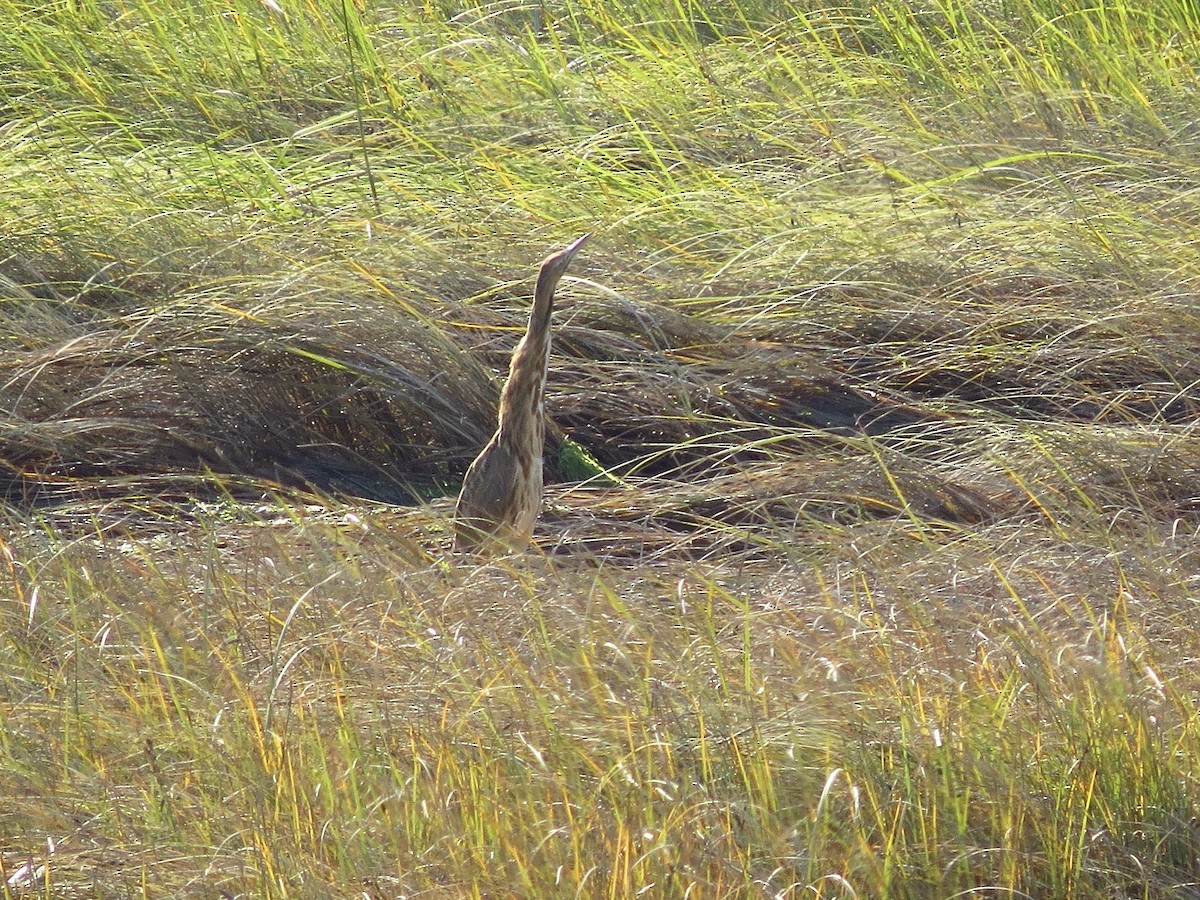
[562,233,590,259]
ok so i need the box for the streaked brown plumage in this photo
[453,235,589,553]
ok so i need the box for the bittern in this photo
[453,234,589,553]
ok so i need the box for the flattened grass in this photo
[1,0,1200,896]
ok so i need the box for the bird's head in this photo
[536,233,590,292]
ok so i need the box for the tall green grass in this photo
[1,0,1200,896]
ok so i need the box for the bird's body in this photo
[453,235,588,553]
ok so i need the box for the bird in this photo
[453,234,589,553]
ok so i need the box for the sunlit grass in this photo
[1,0,1200,896]
[4,504,1199,896]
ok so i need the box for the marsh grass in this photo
[1,0,1200,896]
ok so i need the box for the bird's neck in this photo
[496,316,551,449]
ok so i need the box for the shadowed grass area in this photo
[1,0,1200,896]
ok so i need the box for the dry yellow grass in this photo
[1,0,1199,896]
